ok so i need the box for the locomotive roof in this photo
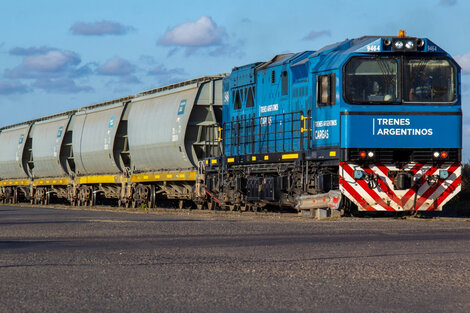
[229,34,453,79]
[307,35,452,71]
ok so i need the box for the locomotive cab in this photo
[336,32,462,212]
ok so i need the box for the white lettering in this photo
[315,129,329,139]
[374,127,433,136]
[315,120,337,127]
[376,118,410,126]
[260,104,279,114]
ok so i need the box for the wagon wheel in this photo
[91,192,97,206]
[148,185,155,209]
[13,189,18,204]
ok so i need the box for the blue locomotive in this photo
[0,31,462,215]
[204,30,462,214]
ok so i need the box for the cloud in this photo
[209,41,245,58]
[5,47,82,79]
[440,0,457,5]
[5,46,96,94]
[69,63,96,78]
[32,78,93,93]
[70,20,134,36]
[97,57,135,76]
[455,53,470,74]
[303,30,331,41]
[148,65,185,77]
[0,80,30,95]
[147,65,186,85]
[158,16,227,55]
[157,16,244,57]
[9,46,55,56]
[23,50,80,72]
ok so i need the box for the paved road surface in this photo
[1,205,470,312]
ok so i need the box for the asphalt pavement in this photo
[1,205,470,313]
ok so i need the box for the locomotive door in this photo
[312,72,340,151]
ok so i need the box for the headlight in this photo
[405,40,414,49]
[368,151,374,158]
[439,170,449,180]
[394,41,404,49]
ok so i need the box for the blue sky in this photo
[1,0,469,160]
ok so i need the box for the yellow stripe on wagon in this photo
[130,171,197,183]
[0,179,30,186]
[78,175,119,184]
[33,178,69,186]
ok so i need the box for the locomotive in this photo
[0,31,462,215]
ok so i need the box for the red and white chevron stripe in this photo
[339,162,461,211]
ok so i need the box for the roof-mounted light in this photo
[405,40,414,49]
[416,38,425,48]
[394,41,404,49]
[398,29,406,38]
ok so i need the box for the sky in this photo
[0,0,469,160]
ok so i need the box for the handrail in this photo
[222,111,311,156]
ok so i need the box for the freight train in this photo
[0,31,462,215]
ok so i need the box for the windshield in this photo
[344,56,456,104]
[404,58,456,102]
[344,58,398,103]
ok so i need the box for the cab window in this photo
[344,58,398,104]
[404,58,456,102]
